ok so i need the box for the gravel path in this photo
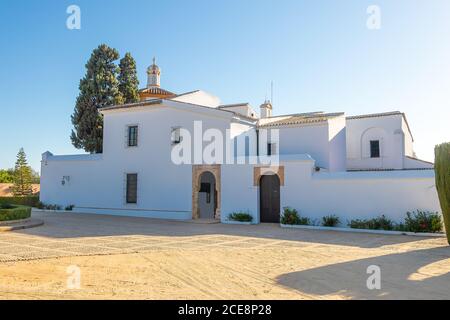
[0,211,448,299]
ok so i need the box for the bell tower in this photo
[139,57,175,101]
[147,57,161,88]
[260,100,273,118]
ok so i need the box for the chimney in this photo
[260,100,272,118]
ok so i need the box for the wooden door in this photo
[260,175,280,223]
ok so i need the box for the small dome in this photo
[147,57,160,75]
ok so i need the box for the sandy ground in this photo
[0,212,449,300]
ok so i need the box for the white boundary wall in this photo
[222,157,440,225]
[41,152,440,224]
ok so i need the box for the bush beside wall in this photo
[0,205,32,221]
[349,215,394,231]
[228,212,253,222]
[0,196,39,207]
[281,207,311,225]
[322,215,340,227]
[349,211,443,233]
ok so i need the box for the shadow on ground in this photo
[15,211,444,249]
[277,246,450,299]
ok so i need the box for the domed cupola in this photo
[139,56,175,101]
[147,57,161,88]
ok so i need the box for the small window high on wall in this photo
[171,127,181,144]
[370,140,380,158]
[128,126,138,147]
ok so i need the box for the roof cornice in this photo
[346,111,414,142]
[99,99,163,113]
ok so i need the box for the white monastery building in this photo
[40,59,440,224]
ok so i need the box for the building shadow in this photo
[13,211,445,249]
[276,246,450,299]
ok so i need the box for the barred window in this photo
[126,173,138,204]
[128,126,138,147]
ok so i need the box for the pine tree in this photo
[70,44,123,153]
[118,52,140,104]
[12,148,33,197]
[435,143,450,244]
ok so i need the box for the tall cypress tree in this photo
[118,52,140,104]
[12,148,33,197]
[71,44,123,153]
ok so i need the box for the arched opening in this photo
[259,174,280,223]
[198,171,217,219]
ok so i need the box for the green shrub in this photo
[349,215,394,230]
[35,201,45,209]
[228,212,253,222]
[322,215,340,227]
[435,143,450,244]
[0,203,14,209]
[34,202,63,210]
[402,210,443,233]
[0,196,39,207]
[45,204,62,211]
[348,212,443,233]
[0,205,31,221]
[281,207,311,225]
[281,207,299,225]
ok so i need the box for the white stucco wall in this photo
[41,103,233,219]
[404,157,434,169]
[171,90,221,107]
[283,161,440,224]
[219,105,257,118]
[402,117,415,157]
[221,163,258,223]
[328,116,347,172]
[230,122,258,158]
[41,99,438,225]
[220,157,440,225]
[346,114,405,170]
[276,124,331,169]
[273,118,346,172]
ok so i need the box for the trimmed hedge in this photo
[0,196,39,207]
[0,205,32,221]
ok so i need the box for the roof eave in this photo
[99,99,163,113]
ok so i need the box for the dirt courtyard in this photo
[0,211,449,300]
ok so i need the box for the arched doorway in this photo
[192,165,221,220]
[198,171,217,219]
[260,174,280,223]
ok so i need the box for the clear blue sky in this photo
[1,0,449,171]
